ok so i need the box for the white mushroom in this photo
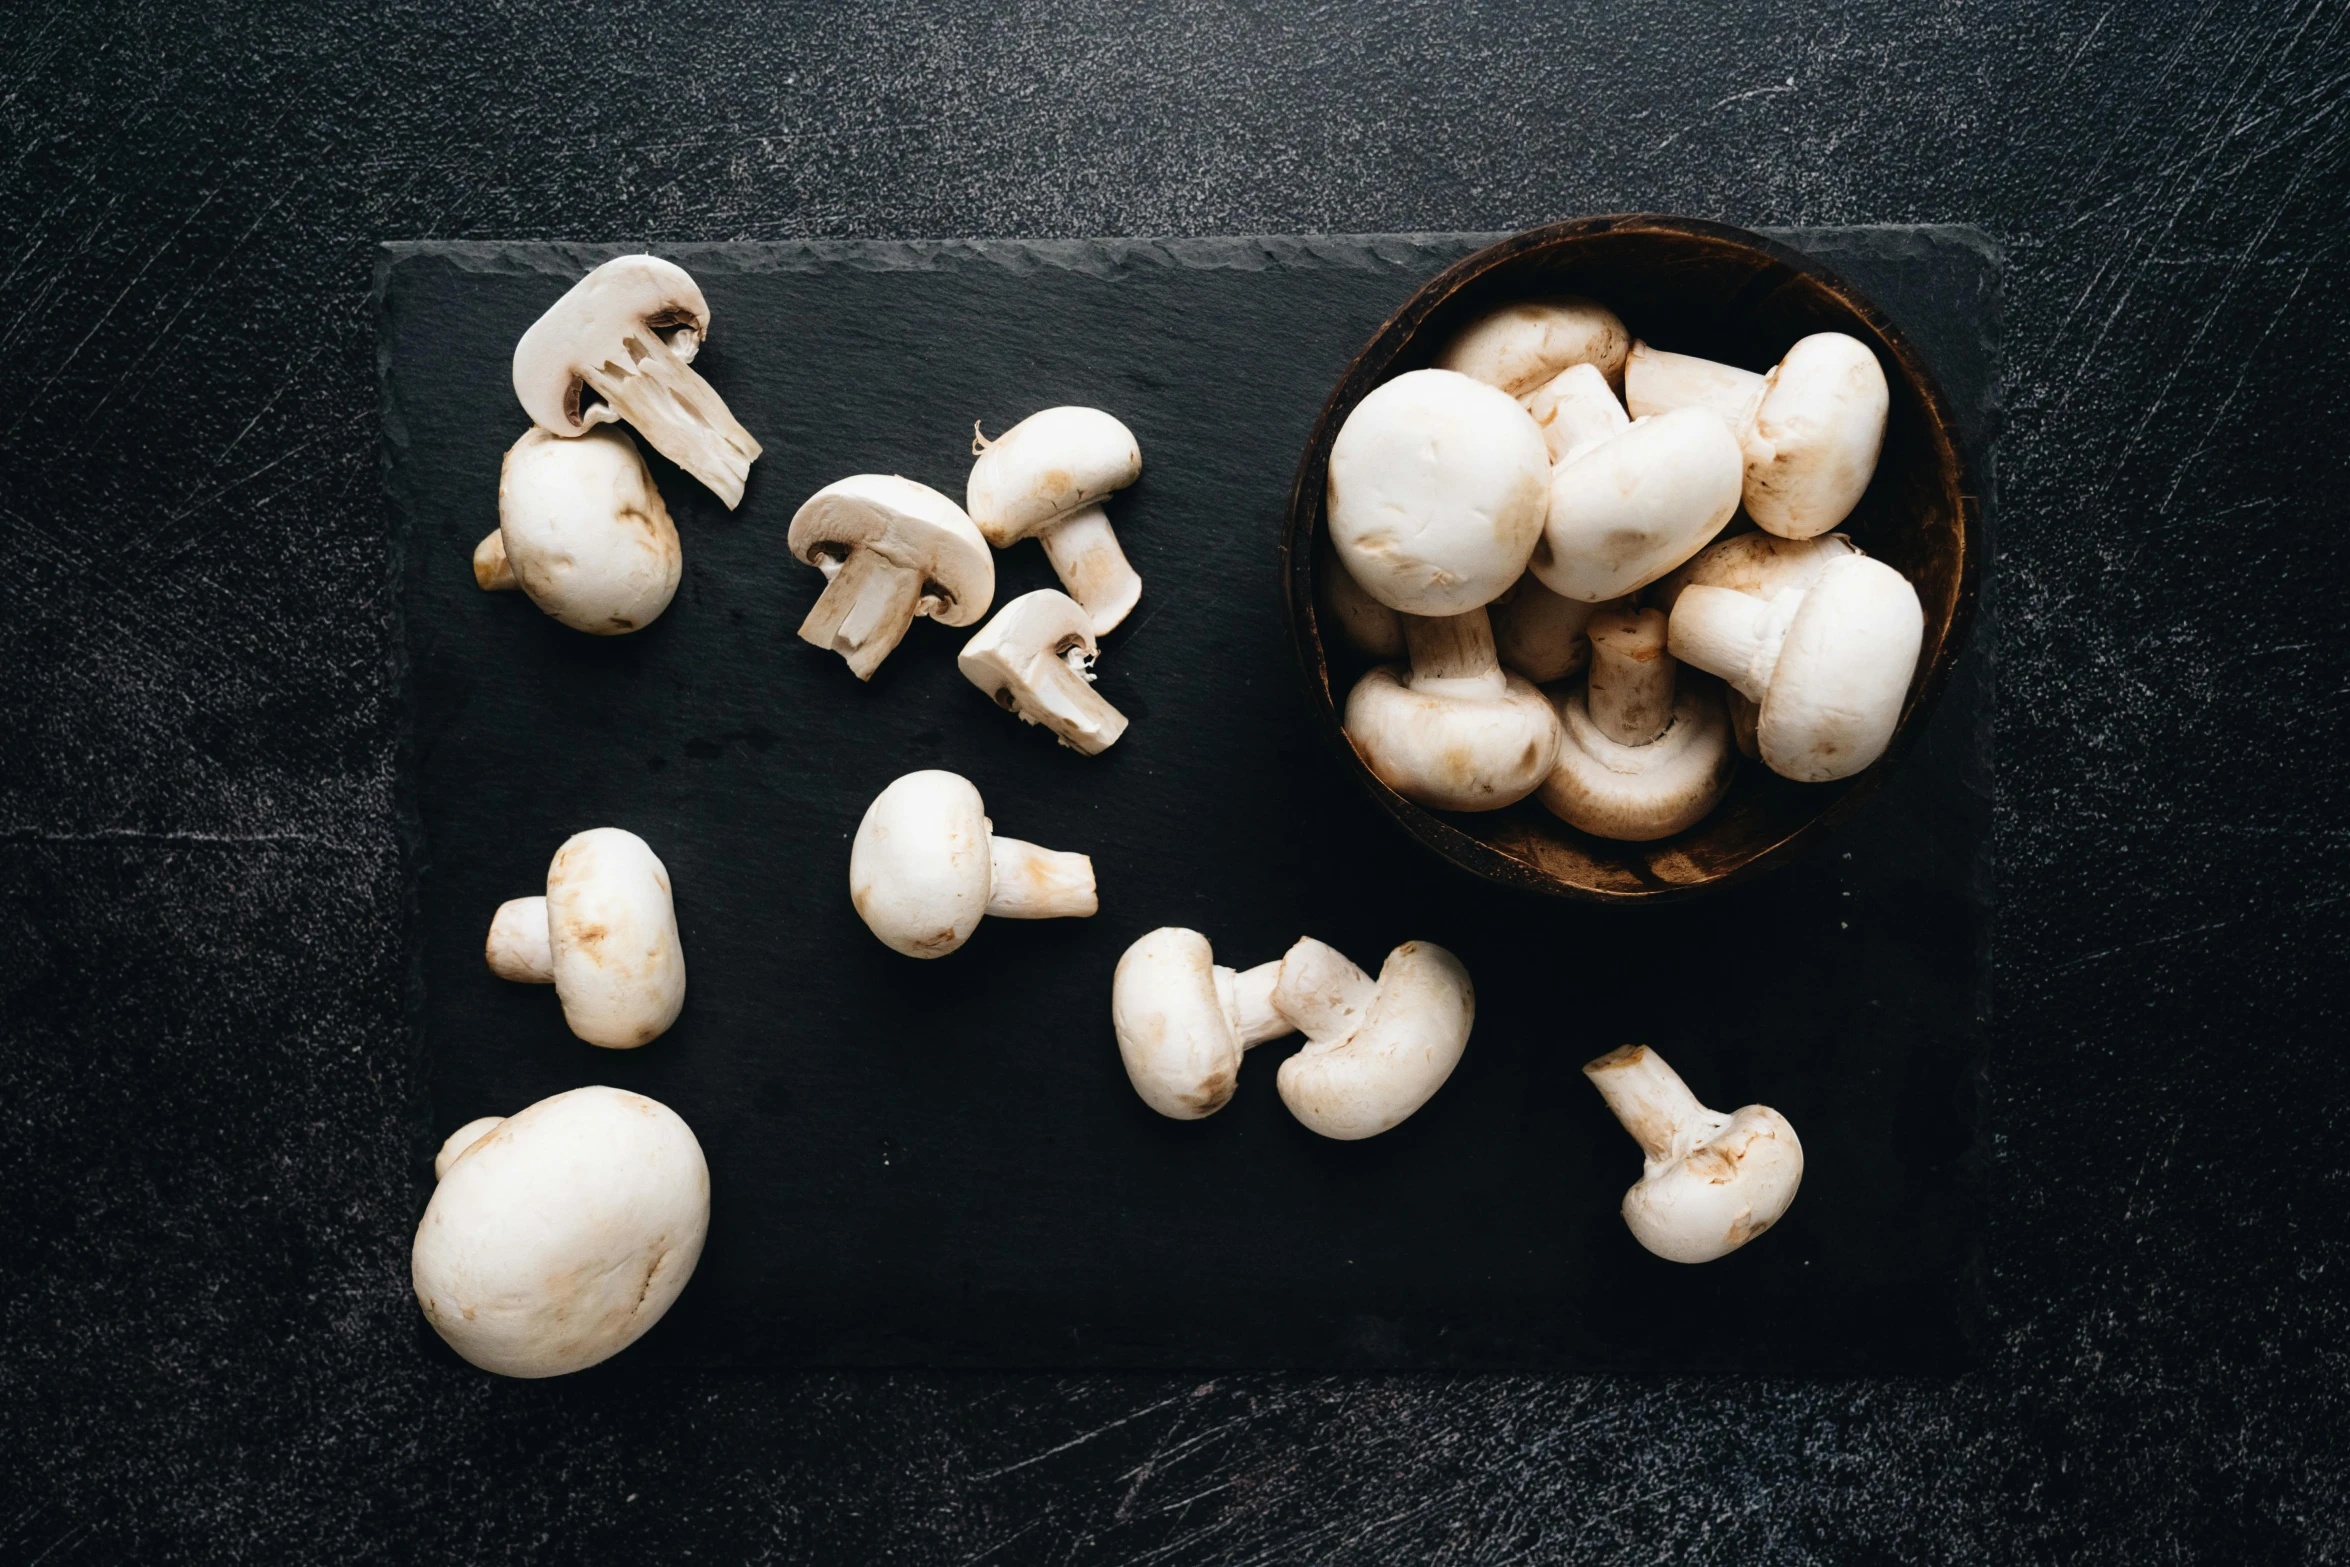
[1530,372,1744,605]
[1313,535,1404,660]
[849,770,1096,959]
[788,474,995,681]
[1519,360,1629,464]
[1343,606,1561,812]
[1650,531,1862,760]
[412,1085,709,1376]
[1435,296,1631,396]
[1583,1045,1802,1264]
[1325,369,1550,617]
[1271,937,1474,1140]
[486,827,685,1049]
[472,426,681,635]
[511,254,763,509]
[1111,927,1293,1119]
[1667,553,1924,782]
[1491,574,1602,683]
[1538,606,1736,841]
[958,589,1129,755]
[967,407,1144,635]
[1625,334,1889,539]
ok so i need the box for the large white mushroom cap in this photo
[966,406,1142,544]
[1111,928,1291,1120]
[1434,296,1631,396]
[486,426,681,635]
[1273,938,1474,1141]
[542,827,687,1049]
[1533,407,1744,604]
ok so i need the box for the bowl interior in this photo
[1283,216,1979,902]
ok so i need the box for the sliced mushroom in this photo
[1344,606,1561,812]
[1313,534,1404,660]
[1112,927,1293,1119]
[1539,607,1735,841]
[1583,1045,1802,1264]
[486,827,685,1049]
[1271,937,1474,1140]
[849,770,1096,958]
[967,407,1144,634]
[511,254,763,508]
[1491,575,1604,684]
[958,589,1129,755]
[472,426,681,635]
[1533,404,1744,605]
[412,1085,709,1376]
[1435,296,1631,396]
[788,474,995,681]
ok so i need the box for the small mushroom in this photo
[849,770,1096,958]
[1519,360,1629,464]
[788,474,995,680]
[511,254,763,509]
[1583,1045,1802,1264]
[1532,398,1745,605]
[958,589,1129,755]
[1313,534,1404,660]
[967,407,1145,635]
[1666,553,1924,782]
[1538,606,1736,841]
[412,1085,709,1376]
[472,426,681,634]
[1271,937,1474,1140]
[1325,369,1550,617]
[1491,574,1602,683]
[1625,334,1889,539]
[1344,606,1562,812]
[1435,296,1631,396]
[1111,927,1294,1119]
[486,827,685,1049]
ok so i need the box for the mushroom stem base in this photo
[1584,1044,1712,1164]
[1038,505,1143,636]
[799,549,926,681]
[985,837,1098,920]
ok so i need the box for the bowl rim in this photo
[1279,213,1984,905]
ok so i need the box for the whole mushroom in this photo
[788,474,996,681]
[412,1085,710,1376]
[850,770,1096,958]
[967,407,1145,635]
[1583,1045,1802,1264]
[958,589,1129,755]
[486,827,685,1049]
[473,426,681,635]
[1272,936,1474,1140]
[1539,606,1736,841]
[1533,390,1745,605]
[1435,296,1631,396]
[1649,530,1863,759]
[1344,605,1562,812]
[1111,927,1293,1119]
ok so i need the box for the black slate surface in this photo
[4,1,2346,1560]
[384,231,1992,1372]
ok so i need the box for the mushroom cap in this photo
[1433,296,1631,396]
[1757,555,1924,782]
[1275,941,1474,1140]
[1326,369,1551,617]
[787,474,995,628]
[1531,407,1743,604]
[545,828,686,1049]
[412,1086,710,1377]
[1622,1103,1804,1264]
[512,255,710,436]
[849,770,993,959]
[1343,663,1561,812]
[1743,333,1890,539]
[966,406,1142,546]
[1648,529,1859,617]
[496,426,682,635]
[1539,682,1737,841]
[1112,927,1248,1120]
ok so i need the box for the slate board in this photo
[379,230,1995,1372]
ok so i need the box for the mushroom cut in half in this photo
[958,589,1129,756]
[1112,928,1293,1120]
[1584,1046,1801,1264]
[1344,606,1561,812]
[1540,607,1735,841]
[1434,295,1631,397]
[789,474,995,681]
[1532,367,1744,605]
[849,770,1096,959]
[474,426,681,635]
[1270,937,1474,1141]
[486,827,686,1049]
[511,254,763,509]
[967,407,1145,635]
[413,1086,709,1377]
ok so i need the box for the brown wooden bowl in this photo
[1281,215,1982,903]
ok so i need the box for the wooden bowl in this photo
[1281,215,1982,903]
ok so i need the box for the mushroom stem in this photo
[1271,937,1378,1045]
[798,548,927,681]
[472,529,519,591]
[1583,1044,1712,1164]
[486,896,554,983]
[433,1115,507,1180]
[1402,607,1507,699]
[1036,504,1143,636]
[1586,607,1676,747]
[577,330,762,509]
[1624,341,1766,433]
[984,837,1098,920]
[1522,361,1631,462]
[1667,584,1804,704]
[1222,960,1292,1048]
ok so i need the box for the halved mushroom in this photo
[1271,937,1474,1140]
[1112,928,1293,1119]
[412,1085,709,1376]
[472,426,681,635]
[1313,534,1404,660]
[1667,553,1923,782]
[1532,401,1744,605]
[1344,606,1561,812]
[1491,574,1602,683]
[958,589,1129,755]
[1539,607,1736,840]
[1435,296,1631,396]
[849,770,1095,958]
[486,827,685,1049]
[788,474,995,680]
[967,407,1144,635]
[1625,334,1889,539]
[1583,1045,1802,1264]
[511,254,763,509]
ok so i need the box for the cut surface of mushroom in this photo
[511,254,762,509]
[958,589,1129,755]
[1271,937,1474,1141]
[849,770,1096,959]
[487,828,685,1049]
[475,426,681,635]
[1539,607,1736,841]
[967,407,1144,634]
[1435,296,1631,396]
[1314,535,1405,660]
[1649,529,1861,618]
[412,1085,710,1376]
[789,474,995,681]
[1112,927,1293,1120]
[1532,406,1744,604]
[1492,574,1603,684]
[1583,1045,1802,1264]
[1344,606,1561,812]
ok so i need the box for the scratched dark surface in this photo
[1,1,2345,1561]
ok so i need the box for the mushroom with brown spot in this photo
[1344,605,1561,812]
[958,589,1129,755]
[1583,1045,1802,1263]
[849,769,1096,959]
[1271,936,1475,1140]
[486,827,685,1049]
[789,474,996,681]
[967,407,1145,634]
[1111,928,1293,1119]
[1539,606,1736,841]
[472,426,681,634]
[1490,574,1602,684]
[1435,295,1631,396]
[1649,530,1864,757]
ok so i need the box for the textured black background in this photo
[1,1,2344,1560]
